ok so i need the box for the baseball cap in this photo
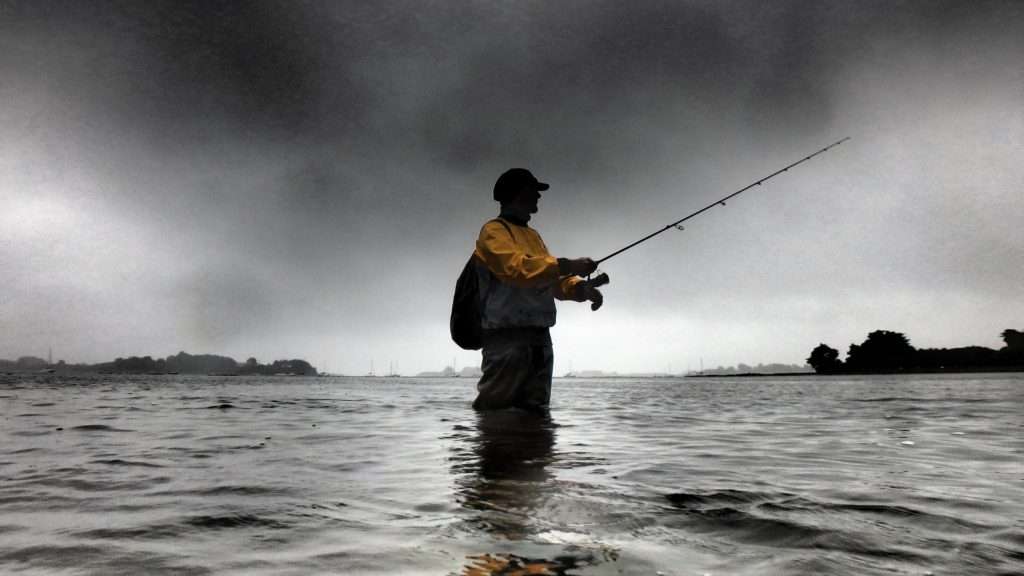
[493,168,549,202]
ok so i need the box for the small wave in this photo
[666,489,782,508]
[0,544,109,565]
[680,504,826,546]
[70,424,133,432]
[778,498,993,533]
[150,485,287,497]
[853,396,995,404]
[205,403,236,410]
[91,459,164,468]
[0,493,81,510]
[955,540,1024,572]
[851,396,941,403]
[0,543,212,574]
[663,489,935,562]
[991,528,1024,548]
[38,476,171,493]
[75,525,178,540]
[195,434,246,441]
[184,513,289,530]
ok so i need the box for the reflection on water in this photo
[461,552,571,576]
[452,410,591,575]
[453,409,556,540]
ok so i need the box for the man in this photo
[471,168,604,411]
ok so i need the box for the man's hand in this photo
[575,272,608,311]
[585,287,604,311]
[558,257,598,277]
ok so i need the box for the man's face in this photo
[515,186,541,214]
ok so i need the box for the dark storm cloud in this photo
[7,0,1000,195]
[397,1,841,176]
[411,3,732,172]
[363,0,1016,186]
[2,0,364,140]
[4,0,1022,369]
[7,0,1015,155]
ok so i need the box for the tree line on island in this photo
[807,329,1024,374]
[0,351,317,376]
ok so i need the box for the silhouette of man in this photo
[471,168,604,411]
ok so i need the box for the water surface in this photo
[1,373,1022,575]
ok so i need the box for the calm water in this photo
[1,373,1021,575]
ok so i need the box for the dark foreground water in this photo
[1,373,1022,575]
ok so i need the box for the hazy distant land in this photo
[0,351,317,376]
[5,328,1020,378]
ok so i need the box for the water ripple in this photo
[1,373,1021,575]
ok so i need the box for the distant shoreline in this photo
[684,372,817,378]
[686,367,1024,377]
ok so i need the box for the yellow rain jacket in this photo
[473,218,584,330]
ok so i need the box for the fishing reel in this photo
[584,271,610,289]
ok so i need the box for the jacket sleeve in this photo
[475,221,560,288]
[537,232,584,301]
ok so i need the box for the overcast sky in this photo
[2,1,1022,375]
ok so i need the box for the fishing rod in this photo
[595,137,850,265]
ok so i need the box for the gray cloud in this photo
[3,0,1022,372]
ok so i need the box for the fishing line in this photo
[595,137,851,265]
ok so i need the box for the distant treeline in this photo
[0,351,317,376]
[0,356,53,371]
[693,362,812,376]
[807,329,1024,374]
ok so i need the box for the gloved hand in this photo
[584,286,604,311]
[558,257,598,277]
[575,273,608,311]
